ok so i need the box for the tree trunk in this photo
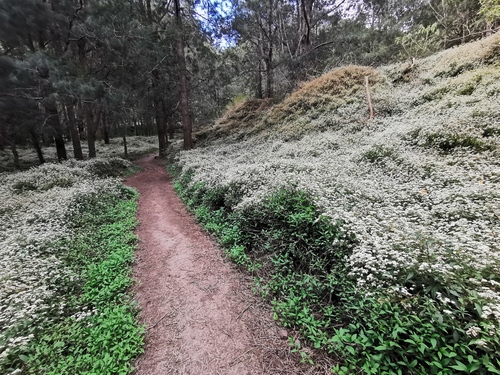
[122,130,128,159]
[0,124,6,151]
[11,141,20,170]
[85,103,97,158]
[145,116,154,137]
[146,0,153,23]
[161,99,172,141]
[134,118,139,136]
[102,111,110,144]
[43,133,52,147]
[67,104,84,160]
[30,129,45,165]
[45,101,67,161]
[174,0,193,150]
[168,121,174,140]
[62,104,71,140]
[256,59,263,99]
[261,0,274,99]
[297,0,314,56]
[265,56,273,99]
[54,133,67,162]
[152,70,168,155]
[154,97,168,155]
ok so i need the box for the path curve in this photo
[126,155,316,375]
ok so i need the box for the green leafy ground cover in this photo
[171,171,500,374]
[169,34,500,374]
[0,160,144,375]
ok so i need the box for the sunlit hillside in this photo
[173,33,500,374]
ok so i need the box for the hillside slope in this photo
[173,34,500,374]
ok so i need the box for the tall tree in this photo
[174,0,194,149]
[297,0,314,55]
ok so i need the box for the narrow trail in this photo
[125,155,314,375]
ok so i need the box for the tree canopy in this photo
[1,0,498,164]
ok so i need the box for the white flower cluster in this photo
[176,35,500,325]
[0,161,125,372]
[0,135,157,173]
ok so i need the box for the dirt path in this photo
[126,155,323,375]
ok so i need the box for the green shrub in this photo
[362,145,397,164]
[424,132,493,153]
[85,158,132,177]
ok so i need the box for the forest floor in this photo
[125,155,324,375]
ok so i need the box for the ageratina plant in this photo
[172,35,500,373]
[0,159,133,374]
[0,135,157,173]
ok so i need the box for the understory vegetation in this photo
[169,35,500,374]
[0,159,144,375]
[0,136,158,173]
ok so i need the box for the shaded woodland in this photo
[1,0,499,166]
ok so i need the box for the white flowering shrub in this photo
[174,34,500,373]
[0,135,157,173]
[0,159,143,374]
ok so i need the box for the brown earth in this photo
[125,155,332,375]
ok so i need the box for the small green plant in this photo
[483,126,500,137]
[424,132,493,153]
[420,87,450,102]
[288,337,315,364]
[436,62,476,78]
[362,145,397,163]
[457,75,482,95]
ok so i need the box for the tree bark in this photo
[161,99,172,141]
[134,118,139,136]
[146,0,153,23]
[263,0,274,99]
[152,69,168,155]
[0,124,6,151]
[11,141,20,170]
[174,0,193,150]
[297,0,314,56]
[30,129,45,165]
[85,103,97,158]
[102,111,110,144]
[256,59,263,99]
[67,104,84,160]
[154,97,168,155]
[122,127,128,158]
[45,100,67,161]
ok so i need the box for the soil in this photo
[125,155,331,375]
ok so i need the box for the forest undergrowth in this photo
[169,34,500,374]
[0,136,158,173]
[0,159,144,375]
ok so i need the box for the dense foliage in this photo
[169,34,500,374]
[0,160,144,375]
[2,0,499,167]
[172,171,500,374]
